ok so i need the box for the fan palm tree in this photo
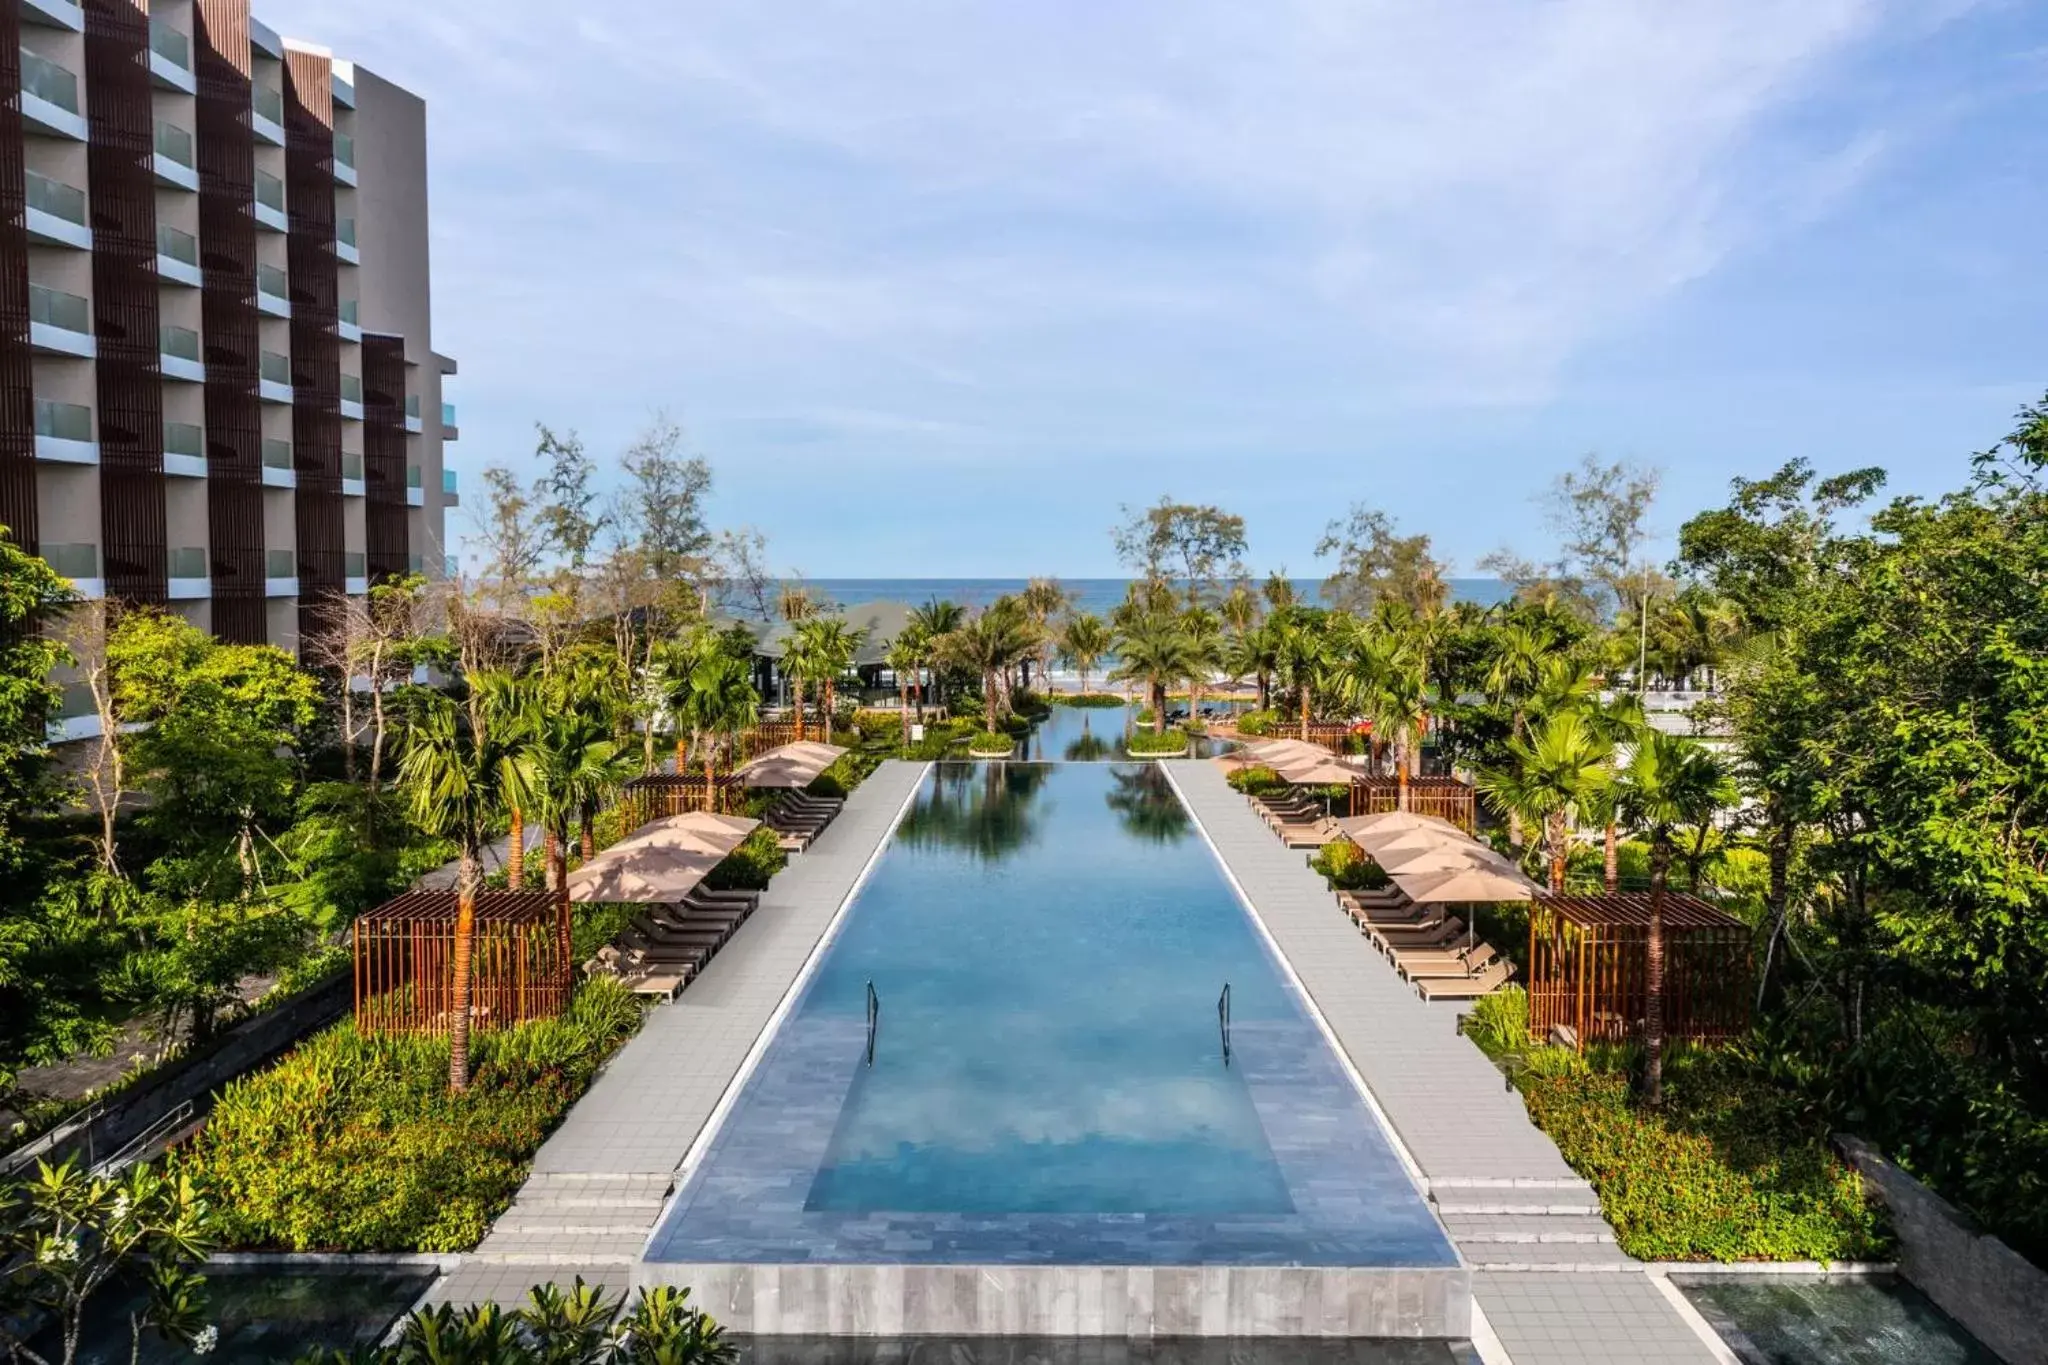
[1478,710,1613,894]
[1110,610,1198,735]
[1056,612,1111,699]
[652,629,722,776]
[907,598,964,710]
[512,682,638,964]
[884,637,922,746]
[1019,578,1068,697]
[680,653,762,813]
[467,671,535,890]
[934,598,1040,734]
[791,617,863,741]
[1270,609,1329,742]
[1583,691,1648,892]
[1613,730,1734,1106]
[397,679,524,1092]
[1179,607,1224,726]
[1485,624,1553,741]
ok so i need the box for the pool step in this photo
[474,1172,674,1266]
[1438,1212,1618,1245]
[1432,1193,1605,1217]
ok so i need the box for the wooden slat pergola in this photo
[1348,776,1477,832]
[353,889,569,1036]
[619,772,746,825]
[1527,892,1751,1048]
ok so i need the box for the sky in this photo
[262,0,2048,578]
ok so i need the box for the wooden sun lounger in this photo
[618,968,691,1002]
[1369,917,1466,956]
[1416,960,1517,1001]
[615,933,713,968]
[1396,943,1502,981]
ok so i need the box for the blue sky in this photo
[265,0,2048,578]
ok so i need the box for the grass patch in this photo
[1125,728,1191,756]
[179,978,644,1253]
[1052,693,1125,708]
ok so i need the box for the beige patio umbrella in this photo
[1374,842,1522,876]
[732,741,847,789]
[1334,810,1466,844]
[1390,860,1537,904]
[566,811,759,904]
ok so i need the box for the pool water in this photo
[649,761,1454,1267]
[41,1268,433,1362]
[1677,1276,2004,1365]
[734,1335,1468,1363]
[1022,703,1238,762]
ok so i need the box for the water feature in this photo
[733,1336,1468,1363]
[1676,1275,2005,1365]
[1022,702,1238,762]
[39,1267,433,1362]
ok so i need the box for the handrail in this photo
[89,1100,193,1179]
[865,980,879,1068]
[1218,982,1231,1066]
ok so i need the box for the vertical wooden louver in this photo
[195,0,264,643]
[84,0,167,603]
[282,45,340,641]
[0,8,36,552]
[362,334,408,580]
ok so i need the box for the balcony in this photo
[167,546,209,598]
[265,549,298,597]
[162,421,206,478]
[260,437,295,488]
[154,223,203,286]
[148,18,195,93]
[441,468,459,505]
[341,451,365,495]
[337,298,362,342]
[48,682,99,744]
[335,216,359,266]
[22,0,84,31]
[159,324,204,382]
[441,401,459,439]
[259,351,293,404]
[20,48,87,140]
[256,262,291,317]
[252,85,285,146]
[339,373,364,421]
[345,551,368,595]
[33,399,95,464]
[152,121,198,191]
[403,394,423,434]
[29,284,94,358]
[332,130,357,186]
[25,170,90,250]
[405,465,424,507]
[253,172,287,232]
[42,545,100,602]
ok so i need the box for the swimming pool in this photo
[646,762,1456,1275]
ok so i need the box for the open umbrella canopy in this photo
[1375,842,1524,876]
[732,741,847,789]
[1334,810,1467,845]
[1272,752,1364,786]
[566,812,759,904]
[1392,861,1537,904]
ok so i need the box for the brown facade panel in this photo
[283,45,341,637]
[195,0,264,642]
[0,9,35,551]
[85,0,167,602]
[362,334,408,580]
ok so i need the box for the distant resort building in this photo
[740,599,917,708]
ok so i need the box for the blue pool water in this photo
[1022,703,1239,762]
[648,762,1456,1267]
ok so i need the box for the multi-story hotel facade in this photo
[2,0,456,705]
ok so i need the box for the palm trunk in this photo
[548,829,569,975]
[581,813,596,862]
[792,675,806,744]
[1257,669,1270,713]
[1299,685,1310,742]
[824,680,837,741]
[1646,835,1671,1107]
[1547,811,1567,893]
[1397,750,1410,811]
[449,850,479,1092]
[507,807,525,889]
[1604,822,1619,894]
[703,750,718,814]
[1757,799,1792,1011]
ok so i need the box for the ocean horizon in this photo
[791,577,1513,619]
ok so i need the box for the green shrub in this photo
[702,827,787,891]
[570,903,638,961]
[1010,689,1052,719]
[1125,728,1190,756]
[1234,709,1280,737]
[1309,838,1389,890]
[1463,985,1529,1059]
[181,978,643,1253]
[967,731,1016,757]
[1517,1060,1891,1262]
[807,749,881,799]
[1052,692,1124,708]
[1226,764,1287,797]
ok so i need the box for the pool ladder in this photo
[865,979,880,1067]
[1218,982,1232,1067]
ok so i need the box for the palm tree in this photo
[653,629,722,776]
[1110,610,1197,735]
[1485,624,1553,741]
[1180,607,1224,727]
[680,653,762,813]
[1613,731,1733,1106]
[934,598,1039,734]
[1478,710,1613,894]
[883,637,921,746]
[907,598,964,710]
[1019,578,1068,697]
[467,671,534,890]
[1056,612,1111,699]
[397,680,523,1092]
[790,617,863,742]
[1270,609,1328,742]
[1226,618,1282,714]
[1583,691,1648,892]
[512,682,637,964]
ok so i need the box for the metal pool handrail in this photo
[865,979,880,1067]
[1218,982,1231,1066]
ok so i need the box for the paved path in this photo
[1167,761,1719,1365]
[433,761,928,1303]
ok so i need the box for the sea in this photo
[792,578,1512,618]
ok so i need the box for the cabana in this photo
[1347,776,1477,831]
[1527,892,1752,1047]
[733,741,846,789]
[353,889,569,1036]
[566,812,759,905]
[618,772,745,824]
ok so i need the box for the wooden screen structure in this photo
[353,889,569,1036]
[1526,892,1751,1048]
[1348,776,1477,832]
[1296,722,1353,753]
[618,772,744,826]
[745,720,805,754]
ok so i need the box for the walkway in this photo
[1167,761,1719,1365]
[430,760,929,1308]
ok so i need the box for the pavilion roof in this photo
[358,889,557,926]
[1535,891,1743,931]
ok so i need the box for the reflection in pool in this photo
[1678,1275,2004,1365]
[45,1269,433,1362]
[1022,702,1240,763]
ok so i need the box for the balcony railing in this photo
[163,421,204,458]
[261,438,293,470]
[256,262,289,300]
[20,48,80,113]
[167,547,207,579]
[341,451,364,480]
[441,468,459,495]
[26,171,87,227]
[34,400,91,442]
[29,284,89,334]
[43,543,98,580]
[160,324,201,362]
[340,374,363,403]
[255,170,285,212]
[266,549,296,579]
[338,299,359,326]
[148,19,190,71]
[405,465,422,489]
[156,223,199,266]
[442,402,457,428]
[345,551,366,579]
[253,85,284,125]
[336,217,357,248]
[259,351,291,385]
[332,130,354,169]
[403,394,421,419]
[153,121,194,169]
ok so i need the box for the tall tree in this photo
[1479,711,1613,893]
[1112,498,1248,609]
[1317,503,1449,615]
[934,599,1040,735]
[1544,454,1663,622]
[1110,610,1198,736]
[1019,578,1069,695]
[1056,613,1111,699]
[679,655,761,814]
[533,424,606,575]
[0,535,73,876]
[470,466,547,621]
[620,415,715,581]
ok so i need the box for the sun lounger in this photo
[1396,943,1502,981]
[1416,960,1517,1001]
[1369,917,1466,956]
[618,968,691,1002]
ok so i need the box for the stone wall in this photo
[2,974,351,1177]
[1838,1134,2047,1365]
